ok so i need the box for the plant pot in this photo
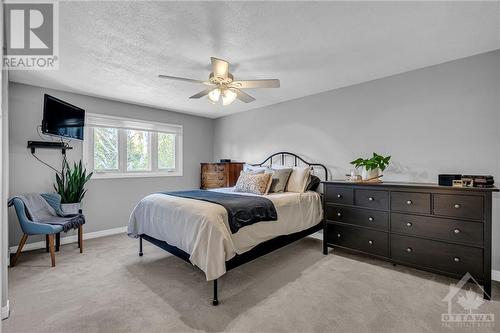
[60,202,81,215]
[361,167,380,181]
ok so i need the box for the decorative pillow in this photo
[41,193,64,216]
[243,164,267,174]
[234,172,273,195]
[305,175,321,192]
[266,168,293,193]
[286,166,311,193]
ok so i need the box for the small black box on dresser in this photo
[322,180,498,300]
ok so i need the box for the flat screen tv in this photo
[42,94,85,141]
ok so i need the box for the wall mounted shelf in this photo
[27,141,72,155]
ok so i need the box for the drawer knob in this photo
[368,217,374,222]
[337,212,342,217]
[337,233,341,238]
[454,257,460,262]
[454,204,461,209]
[337,194,342,198]
[406,200,413,205]
[368,197,374,201]
[368,240,373,245]
[454,228,461,234]
[406,247,413,253]
[406,222,412,227]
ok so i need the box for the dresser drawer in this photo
[325,205,389,230]
[325,186,353,205]
[327,223,389,257]
[391,192,430,214]
[391,234,483,277]
[202,173,227,188]
[202,164,217,173]
[355,189,389,210]
[391,213,483,246]
[433,194,484,220]
[215,164,226,172]
[202,164,226,173]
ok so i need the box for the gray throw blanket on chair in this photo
[8,193,85,232]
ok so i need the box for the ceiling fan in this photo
[158,57,280,106]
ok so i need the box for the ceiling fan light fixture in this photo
[221,88,237,106]
[208,88,221,103]
[158,57,280,105]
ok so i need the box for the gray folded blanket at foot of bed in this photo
[160,190,277,233]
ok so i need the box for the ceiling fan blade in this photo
[234,89,256,103]
[189,87,215,99]
[229,79,280,89]
[211,57,229,78]
[158,75,212,85]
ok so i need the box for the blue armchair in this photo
[9,193,84,267]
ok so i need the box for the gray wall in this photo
[213,51,500,270]
[8,83,214,247]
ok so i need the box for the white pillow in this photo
[243,164,267,174]
[286,166,311,193]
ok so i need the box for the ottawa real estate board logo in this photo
[3,1,59,70]
[441,273,494,328]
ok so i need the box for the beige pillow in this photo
[234,172,273,195]
[286,166,311,192]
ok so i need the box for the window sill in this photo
[91,171,183,179]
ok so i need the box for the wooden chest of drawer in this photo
[391,213,483,246]
[325,205,389,231]
[391,234,483,277]
[327,223,389,258]
[322,181,497,299]
[201,162,243,189]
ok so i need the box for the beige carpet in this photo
[3,233,500,333]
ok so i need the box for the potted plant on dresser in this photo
[350,152,391,181]
[54,160,93,214]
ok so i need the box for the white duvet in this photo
[128,188,323,280]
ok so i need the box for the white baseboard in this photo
[308,231,322,240]
[1,299,9,320]
[492,270,500,282]
[9,226,128,254]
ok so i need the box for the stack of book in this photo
[462,175,495,188]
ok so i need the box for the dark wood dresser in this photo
[323,181,498,299]
[201,162,244,189]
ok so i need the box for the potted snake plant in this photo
[54,160,93,214]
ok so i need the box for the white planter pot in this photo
[361,167,380,181]
[60,202,81,215]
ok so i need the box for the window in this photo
[126,130,150,171]
[83,113,183,178]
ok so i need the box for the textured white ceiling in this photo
[9,1,500,118]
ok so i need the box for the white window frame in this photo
[83,113,183,179]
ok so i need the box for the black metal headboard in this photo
[250,152,328,181]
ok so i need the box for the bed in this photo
[128,152,328,305]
